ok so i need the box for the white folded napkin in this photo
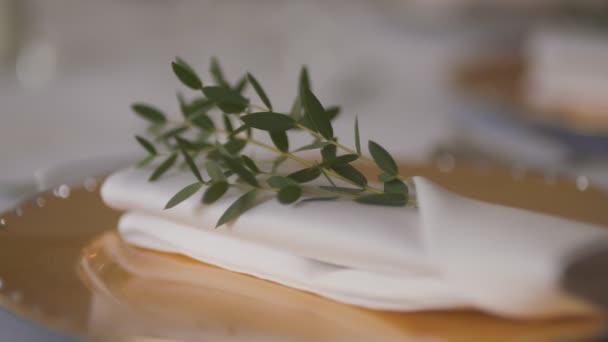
[118,213,463,311]
[102,167,608,318]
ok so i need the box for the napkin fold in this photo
[119,213,463,311]
[102,168,608,318]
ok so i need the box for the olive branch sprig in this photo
[132,56,414,227]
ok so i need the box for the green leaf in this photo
[289,95,302,121]
[206,160,226,182]
[132,103,167,124]
[321,169,337,187]
[298,196,339,205]
[378,172,396,182]
[318,186,364,195]
[189,98,215,114]
[172,58,202,90]
[355,193,407,206]
[160,126,188,140]
[241,155,261,174]
[203,86,249,114]
[270,131,289,152]
[296,105,337,131]
[278,185,302,204]
[369,140,398,175]
[147,122,165,136]
[176,137,204,182]
[288,167,321,183]
[321,144,337,161]
[224,138,247,155]
[299,66,311,92]
[206,149,223,162]
[247,73,273,111]
[331,164,367,186]
[202,181,229,204]
[323,154,358,167]
[234,75,248,94]
[216,190,258,227]
[190,113,215,131]
[271,155,288,173]
[296,116,314,131]
[267,176,297,189]
[354,116,361,155]
[149,153,178,181]
[174,137,211,151]
[135,136,157,155]
[241,112,295,131]
[384,179,408,195]
[221,156,259,187]
[209,56,230,88]
[294,141,327,152]
[177,93,189,118]
[214,142,231,157]
[223,114,234,133]
[301,87,333,139]
[323,154,359,167]
[326,106,341,121]
[165,182,203,209]
[198,129,214,143]
[230,124,249,138]
[136,155,156,168]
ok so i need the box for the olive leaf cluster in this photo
[132,57,413,227]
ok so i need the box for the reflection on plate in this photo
[0,163,606,341]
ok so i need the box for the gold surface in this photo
[0,163,607,341]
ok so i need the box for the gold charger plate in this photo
[0,163,607,341]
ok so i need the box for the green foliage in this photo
[287,167,321,183]
[301,87,333,140]
[267,176,297,189]
[383,179,408,195]
[270,131,289,152]
[149,153,178,181]
[354,116,361,155]
[176,137,204,182]
[132,56,415,227]
[241,112,295,131]
[278,185,302,204]
[172,58,203,90]
[319,186,364,195]
[165,182,204,209]
[203,86,248,113]
[355,193,408,206]
[136,136,157,155]
[330,164,367,187]
[216,190,258,227]
[369,141,398,175]
[247,73,273,111]
[241,155,261,174]
[210,56,230,88]
[202,181,229,204]
[294,141,327,152]
[132,104,167,124]
[206,160,226,182]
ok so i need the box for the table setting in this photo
[1,54,608,341]
[2,2,608,341]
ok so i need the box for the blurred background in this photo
[1,0,608,340]
[2,0,608,202]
